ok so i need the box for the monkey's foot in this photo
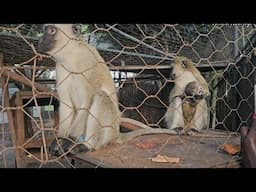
[69,144,89,155]
[185,128,201,136]
[49,137,89,157]
[174,127,186,135]
[173,127,201,136]
[49,137,73,157]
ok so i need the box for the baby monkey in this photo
[180,81,207,135]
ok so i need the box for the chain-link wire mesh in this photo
[1,24,254,168]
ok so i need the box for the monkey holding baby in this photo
[164,56,210,135]
[38,24,179,156]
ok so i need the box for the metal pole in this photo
[97,47,173,61]
[105,24,175,59]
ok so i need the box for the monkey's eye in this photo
[181,60,188,68]
[45,25,57,35]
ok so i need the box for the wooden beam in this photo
[0,52,24,167]
[0,68,57,98]
[14,91,27,167]
[4,65,55,70]
[23,137,54,149]
[70,153,112,168]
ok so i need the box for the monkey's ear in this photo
[181,60,189,68]
[72,24,81,36]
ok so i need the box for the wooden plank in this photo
[4,65,55,70]
[13,91,58,167]
[14,91,27,167]
[24,137,54,149]
[71,154,112,168]
[7,90,59,167]
[72,131,241,168]
[0,68,57,97]
[0,53,25,167]
[12,91,57,101]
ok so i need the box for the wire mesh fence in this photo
[0,24,254,168]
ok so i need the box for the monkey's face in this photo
[170,57,188,80]
[185,81,205,99]
[38,24,81,55]
[38,25,57,53]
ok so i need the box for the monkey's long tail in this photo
[116,128,178,144]
[120,117,153,130]
[118,117,177,144]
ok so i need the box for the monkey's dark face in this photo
[38,24,81,55]
[185,81,205,100]
[38,25,58,53]
[170,57,189,80]
[170,68,176,80]
[170,65,184,80]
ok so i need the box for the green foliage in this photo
[81,24,89,34]
[0,24,42,37]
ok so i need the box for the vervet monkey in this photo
[183,81,205,103]
[38,24,177,156]
[181,81,207,133]
[165,56,210,134]
[39,24,120,155]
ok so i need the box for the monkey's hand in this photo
[185,128,201,136]
[241,117,256,168]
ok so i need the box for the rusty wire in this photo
[0,24,254,168]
